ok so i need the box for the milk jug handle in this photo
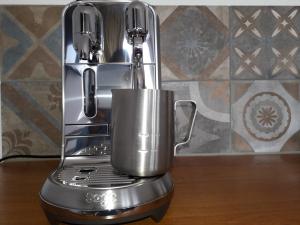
[174,100,197,154]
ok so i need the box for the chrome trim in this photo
[65,123,109,136]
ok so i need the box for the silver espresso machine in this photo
[40,1,173,224]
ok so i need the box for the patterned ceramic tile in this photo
[208,6,229,28]
[268,7,300,79]
[230,7,268,39]
[7,46,61,80]
[6,6,61,38]
[0,9,33,77]
[0,6,62,81]
[156,6,180,81]
[43,23,62,61]
[230,44,268,79]
[17,81,62,122]
[231,80,300,153]
[230,7,268,79]
[155,6,178,24]
[281,131,300,152]
[161,62,179,81]
[231,131,254,153]
[163,81,230,155]
[2,102,60,157]
[230,7,300,79]
[270,40,300,79]
[161,6,229,80]
[1,81,61,157]
[269,7,300,40]
[2,5,300,157]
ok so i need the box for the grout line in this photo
[229,79,232,153]
[175,151,300,157]
[228,7,232,154]
[162,78,300,82]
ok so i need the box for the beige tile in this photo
[208,6,229,28]
[6,6,62,38]
[156,6,177,24]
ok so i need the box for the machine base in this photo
[41,191,172,225]
[40,161,173,225]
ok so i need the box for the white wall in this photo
[0,0,299,5]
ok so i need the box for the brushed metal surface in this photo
[40,159,173,212]
[64,123,109,136]
[40,188,173,225]
[111,89,173,177]
[64,136,110,156]
[111,89,197,177]
[62,1,161,157]
[72,3,103,62]
[64,1,158,64]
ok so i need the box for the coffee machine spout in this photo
[126,1,148,42]
[72,3,103,62]
[126,1,149,89]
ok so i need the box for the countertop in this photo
[1,155,300,225]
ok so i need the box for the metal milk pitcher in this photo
[111,89,197,177]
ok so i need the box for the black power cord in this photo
[0,155,60,163]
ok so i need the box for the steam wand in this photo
[132,35,145,89]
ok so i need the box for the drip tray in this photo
[41,162,173,217]
[55,163,141,188]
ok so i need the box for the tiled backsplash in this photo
[1,6,300,157]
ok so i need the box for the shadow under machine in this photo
[40,1,173,225]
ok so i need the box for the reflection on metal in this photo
[40,1,173,225]
[72,3,104,62]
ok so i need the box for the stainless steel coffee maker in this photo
[40,1,175,224]
[40,0,196,225]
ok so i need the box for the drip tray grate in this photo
[56,164,140,188]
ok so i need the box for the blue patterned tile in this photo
[161,6,229,80]
[43,23,62,60]
[231,80,300,153]
[0,10,33,77]
[268,7,300,79]
[230,6,300,79]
